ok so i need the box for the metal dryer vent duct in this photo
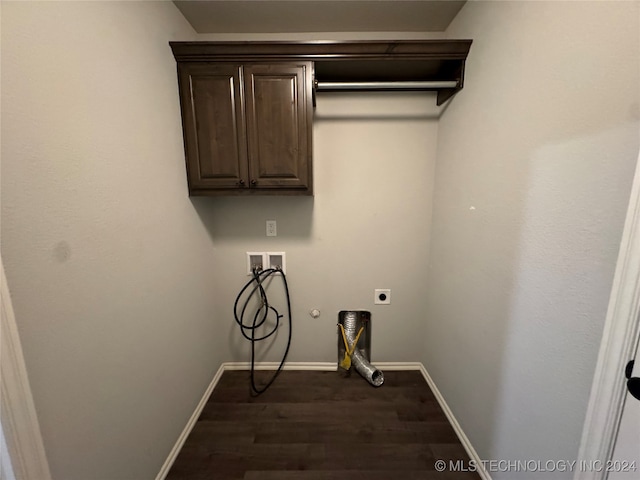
[338,311,384,387]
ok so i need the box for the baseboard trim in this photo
[155,363,226,480]
[418,364,492,480]
[223,361,336,371]
[223,361,425,371]
[376,361,423,370]
[156,361,490,480]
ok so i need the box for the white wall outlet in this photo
[266,252,286,274]
[374,289,391,305]
[266,220,277,237]
[246,252,267,275]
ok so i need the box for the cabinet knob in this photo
[238,179,245,187]
[251,180,257,186]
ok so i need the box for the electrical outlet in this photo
[246,252,266,275]
[374,289,391,305]
[266,252,286,274]
[266,220,277,237]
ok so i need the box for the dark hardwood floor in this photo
[167,370,481,480]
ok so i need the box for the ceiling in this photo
[173,1,467,34]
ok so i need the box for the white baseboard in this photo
[223,361,336,371]
[156,361,490,480]
[223,361,424,371]
[376,361,423,370]
[155,363,226,480]
[418,364,492,480]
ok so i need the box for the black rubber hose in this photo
[233,268,292,395]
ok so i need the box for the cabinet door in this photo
[243,63,313,193]
[177,63,248,192]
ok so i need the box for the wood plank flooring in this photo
[167,370,481,480]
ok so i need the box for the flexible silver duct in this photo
[341,311,384,387]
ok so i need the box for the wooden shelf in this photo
[170,40,473,105]
[169,40,473,196]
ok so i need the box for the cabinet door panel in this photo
[244,63,312,192]
[178,63,248,192]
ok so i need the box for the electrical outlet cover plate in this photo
[266,220,277,237]
[374,289,391,305]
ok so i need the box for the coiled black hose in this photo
[233,267,292,395]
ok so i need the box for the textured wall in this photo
[2,4,444,476]
[195,91,440,365]
[6,2,638,479]
[1,2,226,479]
[425,1,640,478]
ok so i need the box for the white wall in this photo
[195,91,440,364]
[6,1,638,478]
[426,1,640,478]
[2,4,444,477]
[1,2,228,479]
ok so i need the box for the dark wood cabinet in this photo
[176,61,313,195]
[171,41,473,196]
[178,63,246,191]
[244,64,311,191]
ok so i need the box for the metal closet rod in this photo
[315,80,458,90]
